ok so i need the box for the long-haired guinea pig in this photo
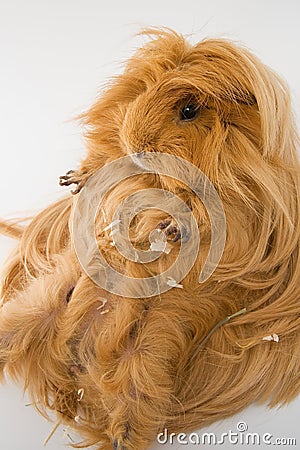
[1,28,300,450]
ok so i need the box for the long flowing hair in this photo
[1,29,300,449]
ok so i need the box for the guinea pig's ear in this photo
[231,91,257,107]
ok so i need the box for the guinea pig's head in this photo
[83,28,297,188]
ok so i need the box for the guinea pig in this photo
[1,28,300,450]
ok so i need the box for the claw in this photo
[172,231,182,242]
[156,218,186,243]
[59,178,72,186]
[157,219,171,229]
[165,225,177,236]
[59,170,88,194]
[70,184,82,195]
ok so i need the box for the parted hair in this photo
[1,28,300,449]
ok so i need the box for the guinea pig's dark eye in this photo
[180,104,199,121]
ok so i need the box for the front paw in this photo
[156,218,188,243]
[59,169,88,194]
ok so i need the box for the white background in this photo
[0,1,299,449]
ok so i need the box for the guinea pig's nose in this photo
[123,139,155,156]
[126,148,146,158]
[128,151,151,170]
[123,142,141,156]
[120,101,158,155]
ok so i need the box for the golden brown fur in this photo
[1,28,300,449]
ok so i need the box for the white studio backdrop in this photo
[0,1,299,449]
